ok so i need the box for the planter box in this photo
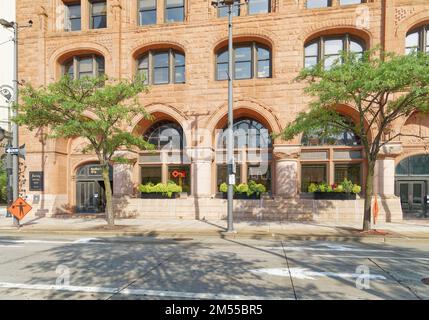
[222,192,261,200]
[313,192,357,200]
[140,192,179,199]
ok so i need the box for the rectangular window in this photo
[65,3,81,31]
[334,164,361,185]
[301,164,327,192]
[165,0,184,23]
[218,0,240,17]
[305,42,319,68]
[168,165,190,194]
[138,55,150,84]
[248,164,271,191]
[234,46,252,79]
[257,46,271,78]
[141,166,162,185]
[139,0,157,25]
[78,57,94,78]
[174,53,185,83]
[217,164,242,190]
[306,0,332,9]
[248,0,270,15]
[340,0,363,5]
[324,39,343,70]
[153,52,170,84]
[217,50,229,81]
[90,1,107,29]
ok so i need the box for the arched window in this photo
[301,127,361,146]
[216,117,272,191]
[217,117,272,149]
[396,155,429,176]
[137,49,185,84]
[63,54,105,79]
[304,34,365,69]
[406,25,429,54]
[216,42,271,80]
[144,120,184,150]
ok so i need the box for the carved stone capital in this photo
[273,146,301,160]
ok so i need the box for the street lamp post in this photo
[211,0,247,233]
[0,18,32,226]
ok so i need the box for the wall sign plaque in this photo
[29,171,44,191]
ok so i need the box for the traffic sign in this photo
[5,147,19,155]
[7,197,32,221]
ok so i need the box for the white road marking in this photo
[251,268,387,281]
[0,282,289,300]
[260,245,394,253]
[0,245,23,248]
[314,254,429,261]
[73,238,100,244]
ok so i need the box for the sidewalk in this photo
[1,214,429,240]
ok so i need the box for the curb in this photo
[1,227,428,242]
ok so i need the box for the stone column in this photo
[375,142,403,197]
[113,164,133,195]
[273,146,300,198]
[188,147,213,197]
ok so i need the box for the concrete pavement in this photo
[0,234,428,300]
[1,214,429,240]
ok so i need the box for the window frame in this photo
[406,25,429,54]
[137,49,186,85]
[89,0,107,29]
[62,54,105,80]
[138,0,157,26]
[248,0,272,15]
[215,42,272,81]
[304,34,365,69]
[164,0,185,23]
[65,2,82,32]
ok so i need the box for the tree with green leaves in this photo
[15,76,154,226]
[280,49,429,231]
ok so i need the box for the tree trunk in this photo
[102,164,114,226]
[363,161,375,231]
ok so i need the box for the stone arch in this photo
[48,42,113,82]
[399,111,429,144]
[395,9,429,54]
[205,99,282,146]
[302,26,373,49]
[129,103,191,146]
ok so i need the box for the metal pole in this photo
[226,4,235,233]
[12,23,19,227]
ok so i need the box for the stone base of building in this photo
[23,194,403,223]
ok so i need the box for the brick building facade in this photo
[16,0,429,222]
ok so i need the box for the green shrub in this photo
[308,183,318,193]
[341,179,354,193]
[352,184,361,194]
[249,180,266,195]
[318,183,328,192]
[219,180,266,197]
[219,182,228,193]
[138,182,182,198]
[334,185,344,193]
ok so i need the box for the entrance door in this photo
[397,181,427,217]
[76,181,105,213]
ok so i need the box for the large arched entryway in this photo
[395,155,429,218]
[75,163,113,213]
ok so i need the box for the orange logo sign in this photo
[8,197,32,221]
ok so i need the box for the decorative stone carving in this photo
[273,146,301,160]
[379,142,403,157]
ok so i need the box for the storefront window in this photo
[217,164,241,189]
[301,164,327,192]
[168,165,190,194]
[248,164,271,191]
[141,166,162,184]
[334,164,361,185]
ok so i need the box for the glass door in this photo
[397,181,427,217]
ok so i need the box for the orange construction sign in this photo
[7,197,32,221]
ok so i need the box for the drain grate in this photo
[421,278,429,285]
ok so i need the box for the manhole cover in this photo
[173,238,193,241]
[421,278,429,285]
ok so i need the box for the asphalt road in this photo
[0,234,427,300]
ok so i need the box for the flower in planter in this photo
[308,183,318,193]
[334,185,344,193]
[138,182,182,198]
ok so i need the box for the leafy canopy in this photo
[15,75,155,161]
[280,49,429,160]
